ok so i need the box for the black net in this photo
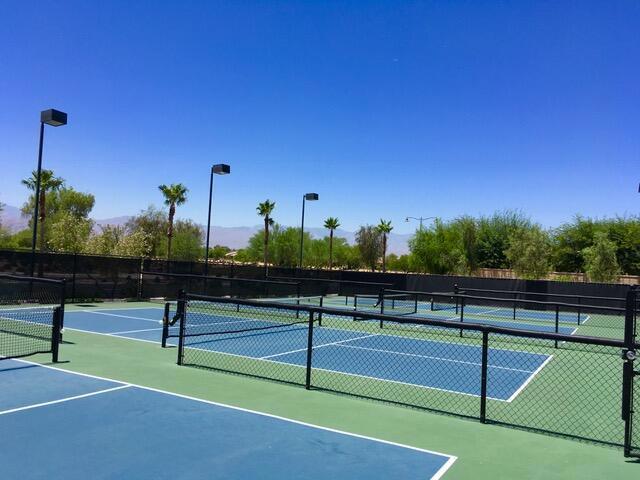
[177,296,318,386]
[457,286,627,310]
[0,274,63,361]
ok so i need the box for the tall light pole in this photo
[299,193,319,269]
[204,164,231,275]
[405,216,435,232]
[30,109,67,278]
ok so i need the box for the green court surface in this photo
[29,301,639,478]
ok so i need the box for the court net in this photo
[0,274,64,362]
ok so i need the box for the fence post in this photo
[480,330,489,423]
[305,311,315,389]
[622,286,637,456]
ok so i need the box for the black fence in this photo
[0,274,64,362]
[172,289,639,454]
[140,271,301,300]
[0,249,635,303]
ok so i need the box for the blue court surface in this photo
[64,307,552,402]
[0,359,456,479]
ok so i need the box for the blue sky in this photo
[0,1,638,234]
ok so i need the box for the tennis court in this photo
[0,359,456,479]
[62,305,551,402]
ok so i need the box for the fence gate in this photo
[623,287,639,457]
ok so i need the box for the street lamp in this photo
[299,193,319,269]
[30,109,68,278]
[405,216,435,232]
[204,164,231,275]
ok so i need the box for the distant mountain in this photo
[0,204,27,231]
[0,205,412,255]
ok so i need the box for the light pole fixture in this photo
[204,164,231,275]
[299,193,319,269]
[30,109,68,278]
[405,216,435,232]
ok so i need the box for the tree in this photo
[85,225,126,255]
[113,229,151,257]
[211,245,232,260]
[256,200,276,271]
[324,217,340,269]
[409,219,465,274]
[355,225,382,271]
[387,254,413,272]
[377,219,393,272]
[453,215,478,273]
[21,169,64,252]
[126,206,167,257]
[47,212,93,253]
[160,219,203,261]
[505,227,552,280]
[476,210,532,268]
[158,183,188,260]
[582,232,620,283]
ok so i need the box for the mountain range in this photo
[0,204,411,255]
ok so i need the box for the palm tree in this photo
[377,219,393,272]
[158,183,188,260]
[256,200,276,273]
[22,169,64,252]
[323,217,340,269]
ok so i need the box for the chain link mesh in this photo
[176,291,639,450]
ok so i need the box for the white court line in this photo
[85,311,161,323]
[0,385,131,416]
[260,334,380,359]
[505,355,554,403]
[331,343,536,374]
[109,327,164,335]
[108,318,274,336]
[69,306,164,312]
[10,358,457,478]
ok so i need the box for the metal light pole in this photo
[30,109,68,278]
[405,216,435,232]
[299,193,319,269]
[204,164,231,275]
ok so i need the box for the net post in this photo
[554,304,559,349]
[513,300,517,320]
[317,297,323,326]
[413,294,418,315]
[454,284,459,314]
[480,330,489,423]
[161,302,170,348]
[176,291,187,365]
[51,306,62,363]
[305,310,315,390]
[380,288,386,315]
[577,296,582,325]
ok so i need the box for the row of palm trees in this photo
[256,199,394,271]
[21,171,394,270]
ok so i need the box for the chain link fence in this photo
[173,290,639,451]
